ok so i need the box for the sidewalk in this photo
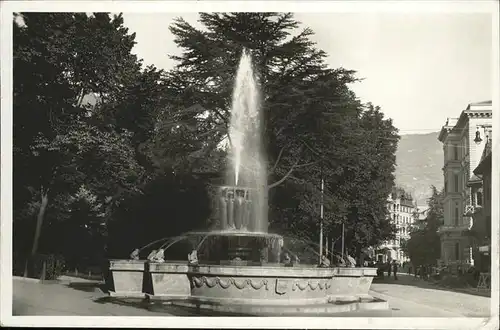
[374,272,490,298]
[13,277,162,316]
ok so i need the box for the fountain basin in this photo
[108,259,147,298]
[143,263,383,314]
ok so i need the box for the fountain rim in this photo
[185,230,282,238]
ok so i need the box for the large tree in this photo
[13,13,146,268]
[162,12,399,249]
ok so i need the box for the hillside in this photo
[394,132,443,207]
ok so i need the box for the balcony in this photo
[464,205,475,217]
[464,204,483,217]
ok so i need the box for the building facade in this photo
[376,187,415,263]
[469,132,492,272]
[437,101,492,269]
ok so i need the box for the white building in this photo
[376,187,416,263]
[437,100,492,269]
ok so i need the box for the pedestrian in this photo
[387,261,392,277]
[392,260,398,280]
[408,264,412,275]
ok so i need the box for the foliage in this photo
[13,12,147,266]
[406,186,443,266]
[107,173,211,258]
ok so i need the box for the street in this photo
[11,274,491,317]
[369,274,490,317]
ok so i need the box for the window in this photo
[477,191,483,206]
[445,181,448,193]
[453,144,459,160]
[455,242,460,260]
[454,205,459,226]
[454,174,459,192]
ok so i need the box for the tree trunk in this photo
[24,191,49,277]
[31,191,49,257]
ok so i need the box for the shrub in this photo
[28,254,66,280]
[44,254,65,280]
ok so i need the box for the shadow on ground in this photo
[66,282,109,294]
[93,297,210,316]
[372,274,490,298]
[92,296,392,317]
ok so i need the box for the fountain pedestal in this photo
[218,186,255,231]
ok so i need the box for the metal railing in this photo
[464,204,475,216]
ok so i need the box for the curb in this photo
[13,276,42,283]
[58,275,104,284]
[13,275,104,285]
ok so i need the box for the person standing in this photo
[392,260,398,280]
[387,260,392,277]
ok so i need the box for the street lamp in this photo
[474,128,483,145]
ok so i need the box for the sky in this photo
[120,12,493,135]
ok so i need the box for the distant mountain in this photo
[394,132,443,208]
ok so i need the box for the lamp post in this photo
[341,221,345,260]
[319,176,324,263]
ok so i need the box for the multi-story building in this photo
[437,100,492,269]
[376,187,415,263]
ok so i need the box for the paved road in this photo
[370,274,491,317]
[11,274,491,317]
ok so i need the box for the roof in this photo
[467,100,492,107]
[467,174,483,187]
[474,151,492,176]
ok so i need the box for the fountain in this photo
[108,49,387,315]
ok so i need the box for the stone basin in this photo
[108,259,147,298]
